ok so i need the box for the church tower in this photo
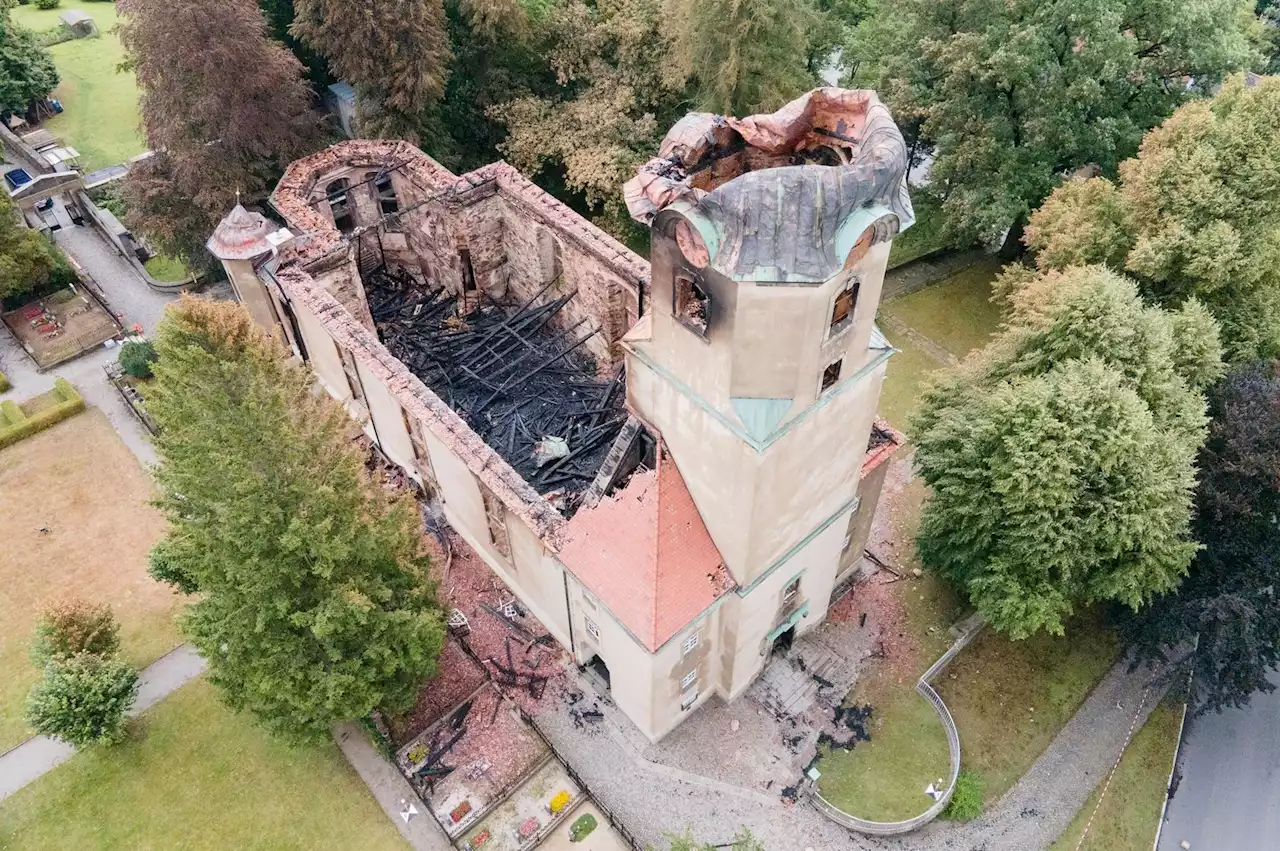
[621,89,912,691]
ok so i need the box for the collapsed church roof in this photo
[623,88,915,284]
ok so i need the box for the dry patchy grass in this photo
[0,408,180,750]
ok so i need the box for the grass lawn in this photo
[816,478,967,820]
[0,408,181,751]
[817,474,1120,820]
[875,259,1006,431]
[10,4,145,171]
[817,686,952,821]
[144,255,192,283]
[882,258,1005,359]
[935,615,1121,806]
[0,678,409,851]
[876,326,940,431]
[1049,701,1184,851]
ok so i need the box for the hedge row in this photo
[0,379,86,449]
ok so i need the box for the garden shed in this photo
[58,9,98,38]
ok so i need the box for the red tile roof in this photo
[861,419,906,477]
[557,443,735,652]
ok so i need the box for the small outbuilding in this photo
[58,10,98,39]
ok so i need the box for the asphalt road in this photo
[1159,669,1280,851]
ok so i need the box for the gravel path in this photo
[52,225,175,334]
[0,644,207,802]
[531,655,1165,851]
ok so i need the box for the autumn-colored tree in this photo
[1026,75,1280,362]
[118,0,321,263]
[147,297,445,741]
[291,0,452,140]
[30,599,121,666]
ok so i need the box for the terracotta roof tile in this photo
[557,442,735,651]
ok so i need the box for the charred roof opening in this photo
[365,267,626,514]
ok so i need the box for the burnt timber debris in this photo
[366,266,627,511]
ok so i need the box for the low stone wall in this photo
[76,190,205,294]
[881,247,990,302]
[0,123,52,176]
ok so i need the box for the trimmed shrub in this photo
[0,379,85,449]
[34,0,61,8]
[0,370,10,393]
[118,339,158,379]
[31,598,121,666]
[568,812,597,842]
[26,653,140,747]
[943,770,983,821]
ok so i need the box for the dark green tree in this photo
[257,0,331,87]
[912,265,1221,638]
[0,192,59,301]
[857,0,1259,247]
[291,0,452,140]
[493,0,691,242]
[0,7,58,114]
[416,0,558,174]
[1119,360,1280,713]
[662,0,818,114]
[147,297,446,741]
[1026,75,1280,362]
[118,339,158,379]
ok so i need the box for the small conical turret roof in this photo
[206,204,275,261]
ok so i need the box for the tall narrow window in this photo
[459,248,477,293]
[822,360,842,392]
[674,273,710,337]
[830,278,860,335]
[783,576,801,605]
[400,405,436,485]
[374,172,398,214]
[337,343,365,405]
[479,483,511,558]
[327,178,354,232]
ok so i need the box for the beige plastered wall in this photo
[624,233,893,588]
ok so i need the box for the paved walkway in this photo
[53,225,176,334]
[1158,669,1280,851]
[528,654,1165,851]
[0,644,206,802]
[0,222,179,467]
[332,721,453,851]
